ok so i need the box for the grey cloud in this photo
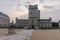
[39,0,56,3]
[10,0,17,2]
[42,6,60,21]
[19,13,28,19]
[26,1,31,4]
[26,1,33,5]
[23,1,31,8]
[23,4,28,8]
[40,0,45,3]
[16,6,24,12]
[17,4,21,6]
[52,8,60,14]
[24,5,28,8]
[43,5,55,9]
[16,8,24,11]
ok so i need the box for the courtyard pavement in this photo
[0,30,33,40]
[30,29,60,40]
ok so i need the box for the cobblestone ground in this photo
[30,30,60,40]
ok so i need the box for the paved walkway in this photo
[30,30,60,40]
[0,30,33,40]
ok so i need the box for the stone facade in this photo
[16,5,52,29]
[39,18,52,28]
[0,12,10,27]
[16,19,28,28]
[28,5,40,28]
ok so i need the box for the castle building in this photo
[0,12,10,27]
[16,5,52,29]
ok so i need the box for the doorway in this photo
[32,25,34,29]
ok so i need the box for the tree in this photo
[52,22,58,28]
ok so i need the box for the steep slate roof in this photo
[38,19,50,21]
[17,19,28,21]
[17,19,50,21]
[0,12,9,18]
[40,19,50,21]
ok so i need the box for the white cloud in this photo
[0,0,60,22]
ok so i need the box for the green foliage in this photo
[52,22,59,28]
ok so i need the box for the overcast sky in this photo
[0,0,60,22]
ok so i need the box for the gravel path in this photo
[30,30,60,40]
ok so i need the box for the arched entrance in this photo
[32,25,34,29]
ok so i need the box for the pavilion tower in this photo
[28,5,40,28]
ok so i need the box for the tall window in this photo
[1,23,2,27]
